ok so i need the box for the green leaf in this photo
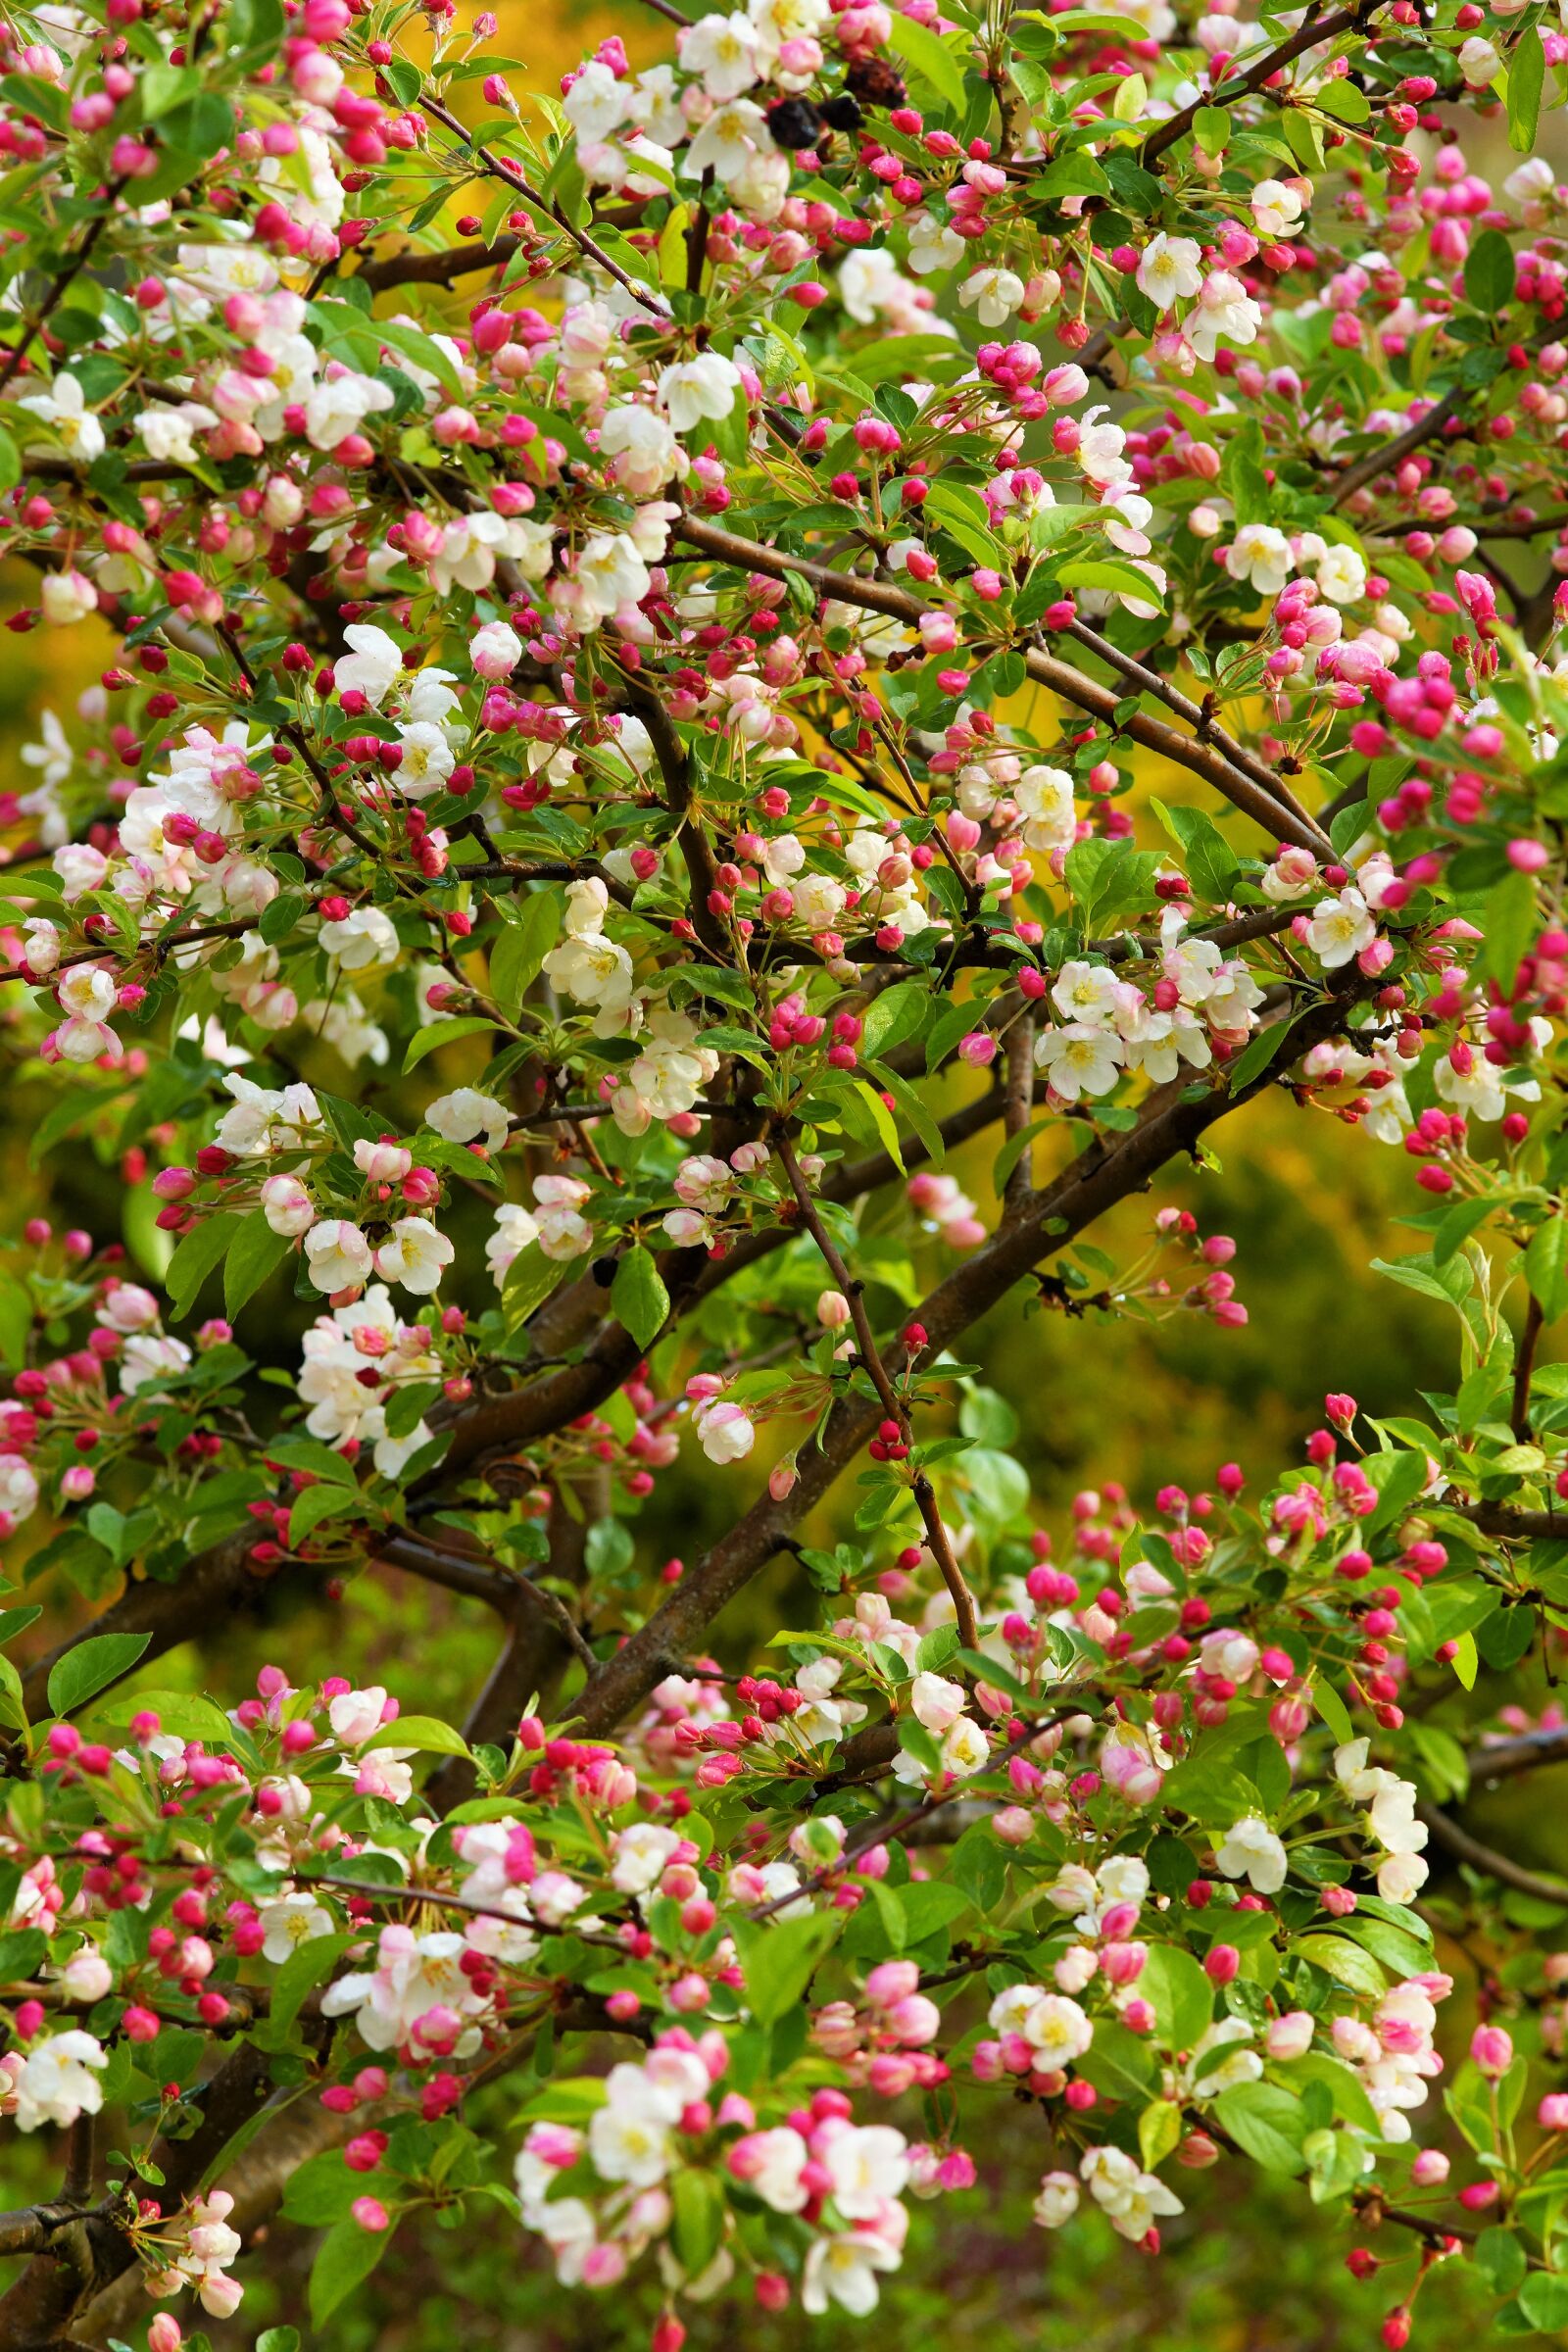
[1434,1195,1496,1266]
[855,1079,906,1175]
[1303,2126,1364,2204]
[1476,1603,1537,1676]
[1193,106,1231,157]
[1063,839,1160,934]
[1312,1679,1354,1747]
[1316,78,1369,124]
[158,90,235,159]
[734,1912,841,2025]
[1295,1934,1387,1998]
[1138,1942,1213,2050]
[1030,153,1110,202]
[1139,2098,1183,2170]
[1226,1019,1290,1097]
[1219,416,1270,527]
[860,980,930,1061]
[1056,557,1164,610]
[0,1926,47,1980]
[851,334,969,386]
[403,1015,497,1074]
[310,2212,395,2328]
[1212,2081,1307,2175]
[373,318,464,399]
[900,1882,972,1943]
[1282,108,1326,173]
[502,1243,561,1329]
[287,1482,364,1549]
[1371,1251,1471,1308]
[266,1436,357,1486]
[884,10,970,112]
[867,1062,946,1172]
[223,1205,293,1320]
[1483,867,1536,992]
[1076,2018,1160,2103]
[1506,27,1544,155]
[671,2167,725,2278]
[1279,2050,1382,2136]
[95,1689,233,1743]
[1464,226,1516,318]
[362,1713,470,1757]
[47,1631,152,1719]
[1526,1217,1568,1323]
[707,383,752,470]
[1363,1447,1429,1535]
[1151,799,1241,904]
[921,478,998,567]
[165,1215,233,1321]
[1475,2227,1528,2297]
[270,1932,356,2036]
[0,1272,31,1369]
[611,1246,669,1349]
[992,1115,1052,1194]
[1519,2272,1568,2331]
[489,890,562,1018]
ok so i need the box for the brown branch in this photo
[352,232,522,293]
[575,962,1380,1735]
[0,177,128,397]
[749,1794,942,1921]
[776,1134,979,1650]
[673,515,1332,857]
[1513,1294,1544,1441]
[19,454,199,483]
[0,2210,53,2258]
[1419,1801,1568,1904]
[18,1082,1012,1729]
[1381,506,1568,543]
[618,675,729,959]
[1443,1498,1562,1543]
[1353,2197,1478,2250]
[61,2113,93,2210]
[0,2037,279,2343]
[416,98,670,319]
[375,1534,516,1607]
[1003,1008,1036,1208]
[1138,6,1362,167]
[1331,386,1470,508]
[1063,617,1320,841]
[424,1485,596,1811]
[1469,1725,1568,1781]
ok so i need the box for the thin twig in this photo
[673,515,1331,857]
[775,1134,979,1649]
[1513,1294,1544,1441]
[1419,1801,1568,1904]
[416,97,671,320]
[1139,6,1361,167]
[0,177,128,397]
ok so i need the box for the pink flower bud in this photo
[1470,2024,1513,2078]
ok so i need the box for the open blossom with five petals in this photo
[1306,889,1377,969]
[1136,233,1203,307]
[1213,1815,1288,1895]
[12,2032,107,2132]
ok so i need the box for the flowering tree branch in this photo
[0,1,1566,2346]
